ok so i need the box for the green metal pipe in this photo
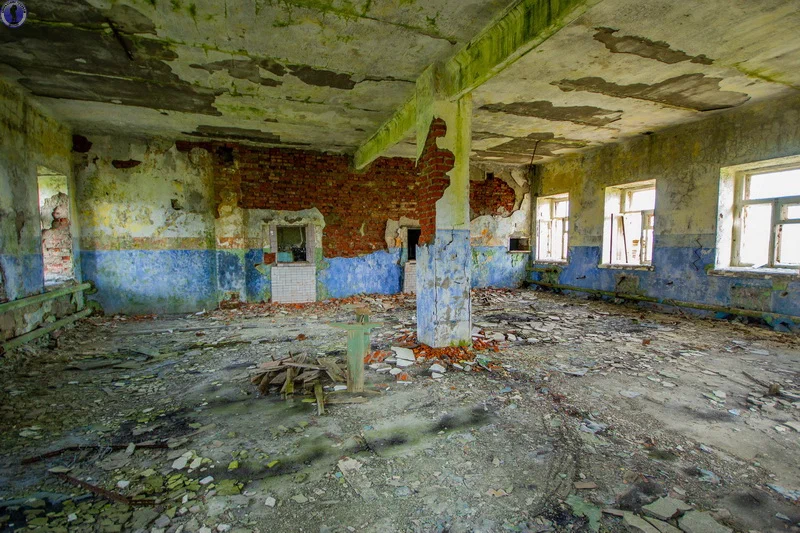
[1,307,93,352]
[528,280,799,323]
[0,282,93,315]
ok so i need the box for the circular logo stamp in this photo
[1,0,27,28]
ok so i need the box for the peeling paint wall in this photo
[75,137,218,315]
[532,94,800,320]
[469,167,531,289]
[0,78,81,342]
[74,133,528,314]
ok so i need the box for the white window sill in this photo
[534,260,567,266]
[599,263,654,272]
[509,250,532,254]
[709,267,800,280]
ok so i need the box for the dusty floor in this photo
[1,288,799,533]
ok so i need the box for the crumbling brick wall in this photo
[177,132,515,257]
[416,118,455,245]
[179,142,421,258]
[470,175,516,219]
[40,192,73,283]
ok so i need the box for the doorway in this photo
[37,167,74,286]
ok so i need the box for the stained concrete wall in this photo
[0,79,83,342]
[532,94,800,320]
[74,137,218,315]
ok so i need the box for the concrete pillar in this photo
[416,95,472,347]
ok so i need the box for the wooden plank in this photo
[270,371,288,385]
[317,358,346,382]
[281,367,296,396]
[282,362,325,370]
[295,370,321,383]
[314,382,325,416]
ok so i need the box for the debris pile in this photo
[249,354,346,399]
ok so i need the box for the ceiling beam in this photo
[353,95,417,169]
[353,0,598,169]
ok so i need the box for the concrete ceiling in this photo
[1,0,799,164]
[0,0,515,150]
[468,0,800,165]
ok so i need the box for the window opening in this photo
[536,194,569,262]
[735,168,800,268]
[604,182,656,266]
[277,226,307,263]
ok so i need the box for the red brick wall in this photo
[178,130,516,258]
[178,142,422,258]
[470,176,516,219]
[40,192,73,282]
[416,118,455,245]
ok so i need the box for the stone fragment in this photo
[265,497,276,507]
[129,508,159,530]
[392,347,415,362]
[642,497,693,520]
[644,516,683,533]
[678,511,732,533]
[431,372,444,379]
[429,363,446,374]
[199,476,214,485]
[622,512,661,533]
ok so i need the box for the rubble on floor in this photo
[0,288,798,532]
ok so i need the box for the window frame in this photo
[732,165,800,269]
[267,223,316,265]
[602,180,656,268]
[535,193,569,263]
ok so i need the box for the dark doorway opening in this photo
[407,228,421,261]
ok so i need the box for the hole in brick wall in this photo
[37,167,75,287]
[216,146,235,165]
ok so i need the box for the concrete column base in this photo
[416,229,472,347]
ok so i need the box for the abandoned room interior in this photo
[1,0,800,531]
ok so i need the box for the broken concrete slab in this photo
[623,512,661,533]
[678,511,732,533]
[642,497,693,520]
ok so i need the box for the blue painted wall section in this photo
[531,244,800,321]
[245,249,272,303]
[472,247,528,289]
[81,250,218,315]
[319,249,403,299]
[0,253,44,302]
[417,229,472,347]
[216,249,245,302]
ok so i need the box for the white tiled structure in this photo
[403,262,416,294]
[271,264,316,303]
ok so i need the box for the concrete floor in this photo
[0,289,798,532]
